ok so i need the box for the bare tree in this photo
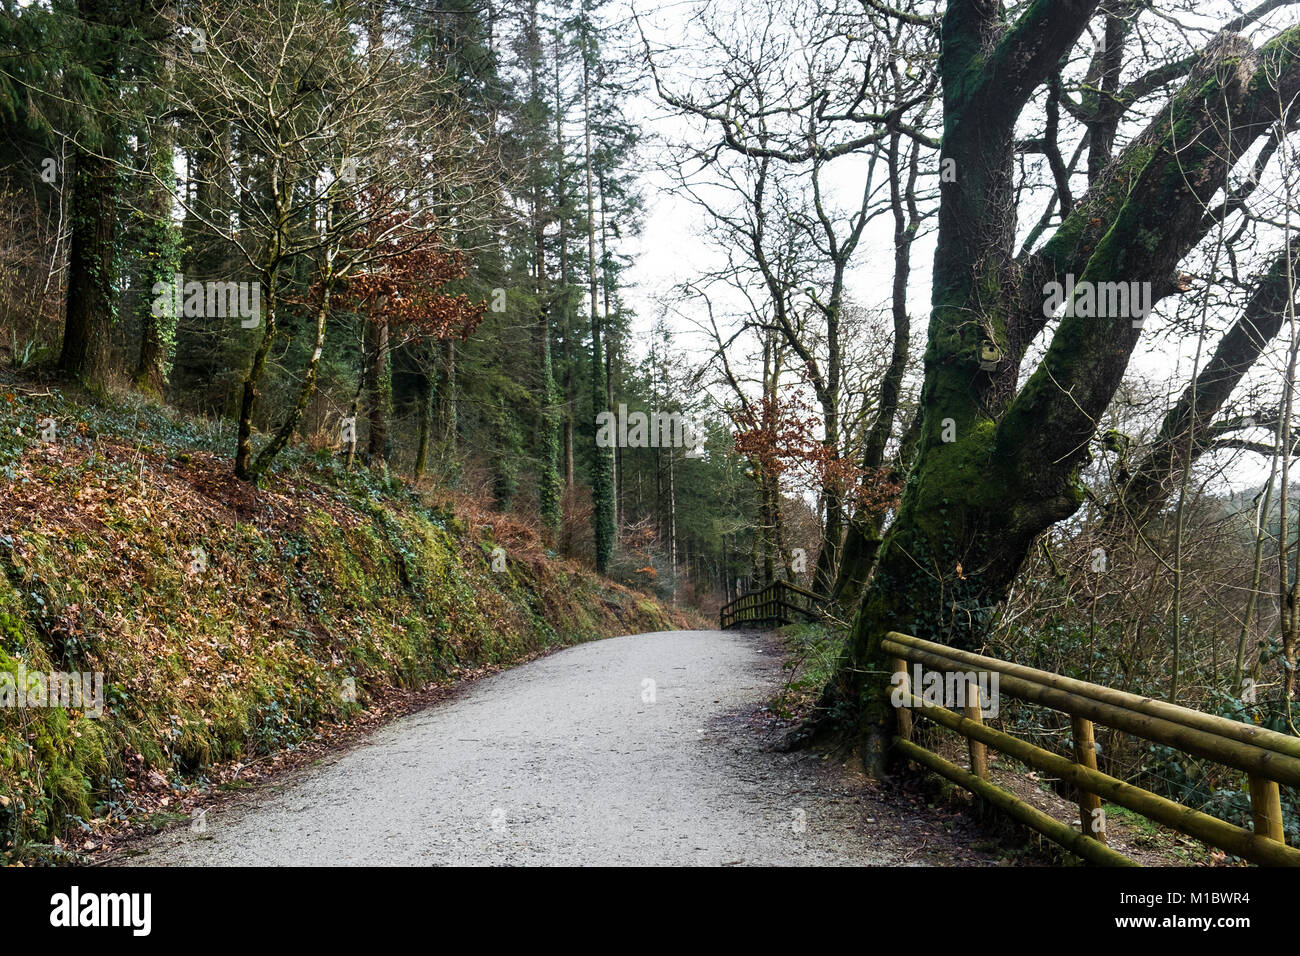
[643,0,938,593]
[162,0,488,480]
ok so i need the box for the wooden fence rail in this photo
[882,630,1300,866]
[719,580,827,629]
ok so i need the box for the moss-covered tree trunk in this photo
[414,356,435,480]
[364,315,390,465]
[437,338,457,461]
[59,0,129,385]
[60,144,118,384]
[583,29,614,574]
[246,279,334,481]
[130,0,180,394]
[134,131,181,394]
[810,431,842,594]
[233,152,292,481]
[590,312,614,572]
[827,2,1300,773]
[233,266,278,480]
[538,320,563,540]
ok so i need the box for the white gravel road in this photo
[124,629,993,866]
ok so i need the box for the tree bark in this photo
[60,145,117,384]
[234,267,278,480]
[60,0,124,385]
[364,315,390,465]
[414,356,435,480]
[828,5,1300,773]
[583,16,614,573]
[247,281,332,481]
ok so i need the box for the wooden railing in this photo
[883,630,1300,866]
[719,580,827,629]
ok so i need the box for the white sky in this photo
[613,0,1300,495]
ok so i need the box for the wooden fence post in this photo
[893,658,912,742]
[1071,716,1107,843]
[963,677,988,779]
[1249,774,1285,843]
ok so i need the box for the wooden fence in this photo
[719,580,827,629]
[883,630,1300,866]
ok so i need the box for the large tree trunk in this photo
[60,145,117,383]
[826,4,1300,773]
[583,23,614,573]
[131,0,179,394]
[59,0,122,384]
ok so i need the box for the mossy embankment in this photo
[0,382,687,862]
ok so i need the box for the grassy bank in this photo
[0,380,686,862]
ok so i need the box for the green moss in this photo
[0,612,26,650]
[0,388,681,861]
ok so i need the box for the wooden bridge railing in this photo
[883,630,1300,866]
[719,580,828,629]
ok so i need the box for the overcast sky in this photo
[612,0,1300,496]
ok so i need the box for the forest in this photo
[1,0,767,600]
[4,0,1300,869]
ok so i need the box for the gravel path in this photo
[124,629,998,866]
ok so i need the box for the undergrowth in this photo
[771,621,846,721]
[0,379,685,862]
